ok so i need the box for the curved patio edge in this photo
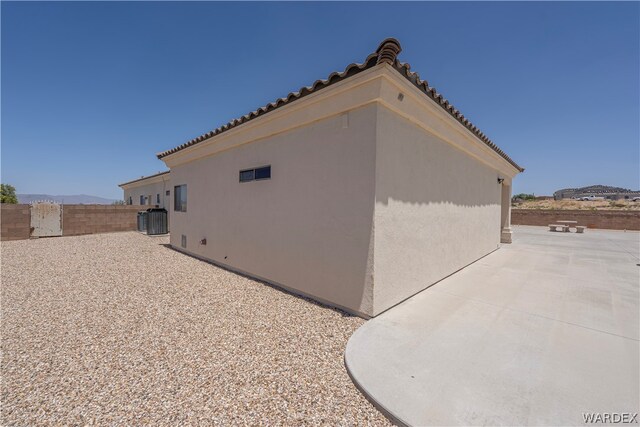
[344,323,411,427]
[343,227,640,427]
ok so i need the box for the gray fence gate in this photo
[30,202,63,237]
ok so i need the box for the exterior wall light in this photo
[497,177,505,184]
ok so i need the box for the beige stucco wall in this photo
[169,104,378,316]
[372,105,503,315]
[160,64,521,317]
[121,173,172,230]
[122,177,171,210]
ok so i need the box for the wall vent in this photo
[181,234,187,248]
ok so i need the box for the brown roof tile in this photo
[158,39,523,172]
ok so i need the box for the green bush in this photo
[0,184,18,204]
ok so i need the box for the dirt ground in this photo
[1,232,389,426]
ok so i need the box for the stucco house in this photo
[157,38,523,318]
[119,170,171,210]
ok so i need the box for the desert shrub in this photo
[513,193,536,201]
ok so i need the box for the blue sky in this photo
[2,1,638,199]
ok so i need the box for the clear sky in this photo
[2,1,638,199]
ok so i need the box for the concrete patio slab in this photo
[345,226,639,426]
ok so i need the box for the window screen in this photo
[174,185,187,212]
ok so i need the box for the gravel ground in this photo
[1,232,389,426]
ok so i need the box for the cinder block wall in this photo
[512,209,640,230]
[1,204,146,240]
[1,204,31,240]
[62,205,144,236]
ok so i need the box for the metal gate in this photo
[30,202,62,237]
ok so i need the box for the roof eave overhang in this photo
[118,171,171,189]
[157,38,522,174]
[378,64,523,177]
[158,65,387,168]
[160,65,522,179]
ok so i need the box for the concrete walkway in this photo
[345,226,639,426]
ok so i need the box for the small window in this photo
[239,169,255,182]
[156,194,160,204]
[174,184,187,212]
[239,165,271,183]
[128,196,132,205]
[181,234,187,248]
[255,166,271,180]
[166,190,170,196]
[140,195,145,205]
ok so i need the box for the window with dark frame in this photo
[140,195,145,205]
[174,184,187,212]
[239,169,254,182]
[254,165,271,180]
[239,165,271,183]
[156,194,160,204]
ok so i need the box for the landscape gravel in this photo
[1,232,389,426]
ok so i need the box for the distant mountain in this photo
[17,194,117,205]
[553,185,640,200]
[555,185,637,194]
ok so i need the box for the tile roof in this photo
[158,39,523,172]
